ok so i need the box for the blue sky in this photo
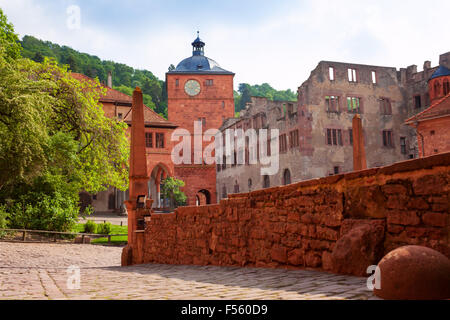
[1,0,450,91]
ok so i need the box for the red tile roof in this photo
[71,73,176,127]
[405,93,450,124]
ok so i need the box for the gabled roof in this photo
[405,92,450,124]
[429,65,450,81]
[71,73,177,128]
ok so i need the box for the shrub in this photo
[84,220,97,234]
[4,173,80,232]
[97,222,112,235]
[0,205,9,237]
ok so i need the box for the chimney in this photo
[423,61,431,70]
[107,71,112,88]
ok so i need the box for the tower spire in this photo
[192,31,205,56]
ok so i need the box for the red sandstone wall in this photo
[417,118,450,158]
[138,153,450,275]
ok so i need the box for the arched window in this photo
[263,175,270,189]
[283,169,291,185]
[444,79,450,96]
[434,81,441,97]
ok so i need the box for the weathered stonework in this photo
[129,152,450,276]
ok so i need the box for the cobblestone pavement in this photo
[0,242,379,300]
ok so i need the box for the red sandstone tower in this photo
[167,33,235,205]
[122,87,152,266]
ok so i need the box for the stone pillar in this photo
[122,87,152,266]
[352,114,367,171]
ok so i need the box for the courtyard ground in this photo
[0,242,379,300]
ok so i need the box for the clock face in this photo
[184,80,201,96]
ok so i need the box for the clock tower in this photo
[167,33,235,205]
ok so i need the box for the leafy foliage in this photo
[0,9,21,61]
[83,220,97,234]
[161,177,187,209]
[234,83,297,113]
[0,14,129,231]
[20,35,168,118]
[19,35,296,119]
[96,222,112,235]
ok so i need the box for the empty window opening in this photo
[289,130,299,149]
[414,95,422,109]
[325,96,339,112]
[279,134,288,153]
[400,137,407,154]
[380,98,392,115]
[326,129,343,146]
[263,175,270,189]
[371,71,377,84]
[382,130,393,147]
[444,79,450,96]
[348,68,357,82]
[329,67,335,81]
[347,97,361,113]
[283,169,291,185]
[156,133,165,148]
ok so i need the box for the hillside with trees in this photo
[20,36,297,118]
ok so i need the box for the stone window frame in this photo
[348,68,358,83]
[145,132,153,148]
[414,95,422,109]
[326,128,343,146]
[400,136,407,155]
[325,95,340,112]
[263,175,270,189]
[279,133,288,153]
[371,70,378,85]
[346,95,363,114]
[382,130,394,148]
[329,66,335,81]
[443,79,450,96]
[379,97,392,115]
[283,169,291,185]
[289,129,299,149]
[155,132,165,149]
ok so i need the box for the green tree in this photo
[0,9,21,61]
[0,13,130,231]
[161,177,187,210]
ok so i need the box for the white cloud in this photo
[1,0,449,92]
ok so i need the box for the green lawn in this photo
[73,222,128,245]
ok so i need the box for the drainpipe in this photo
[414,120,425,158]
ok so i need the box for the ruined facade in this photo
[217,52,450,198]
